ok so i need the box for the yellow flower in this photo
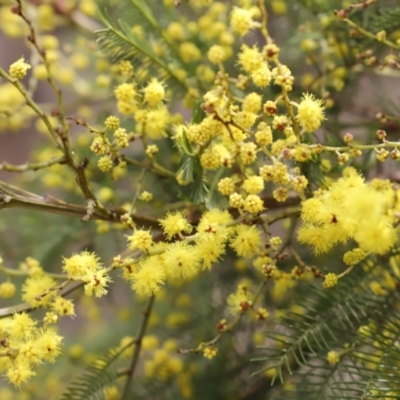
[22,274,57,307]
[231,7,257,36]
[243,194,264,214]
[104,116,120,130]
[251,62,272,87]
[9,57,31,80]
[323,273,338,288]
[127,229,153,252]
[131,257,166,296]
[114,83,136,102]
[297,93,325,132]
[0,282,16,298]
[243,92,262,113]
[242,176,264,194]
[203,346,218,359]
[326,350,340,365]
[6,361,35,387]
[83,269,112,297]
[159,211,192,239]
[196,209,233,244]
[164,242,200,279]
[196,240,226,270]
[139,191,153,202]
[230,225,263,258]
[167,22,185,41]
[343,248,366,266]
[62,251,102,280]
[52,297,75,316]
[118,60,133,75]
[143,78,165,107]
[36,328,63,363]
[207,45,227,64]
[238,45,263,73]
[179,42,201,63]
[218,177,235,196]
[7,313,37,341]
[98,156,113,172]
[145,107,170,140]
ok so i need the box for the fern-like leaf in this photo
[60,340,134,400]
[96,7,188,94]
[253,267,374,383]
[369,7,400,34]
[264,256,400,399]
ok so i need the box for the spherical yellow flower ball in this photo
[9,58,31,80]
[0,282,16,298]
[297,93,325,132]
[207,45,227,64]
[33,64,49,80]
[143,78,165,107]
[231,7,256,36]
[167,22,185,41]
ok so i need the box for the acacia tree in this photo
[1,0,400,399]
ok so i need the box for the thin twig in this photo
[129,168,147,215]
[0,266,66,280]
[121,295,155,399]
[0,181,160,229]
[178,280,267,354]
[0,156,66,173]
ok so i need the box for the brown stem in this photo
[178,279,268,355]
[0,182,160,228]
[121,295,155,399]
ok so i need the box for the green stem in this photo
[0,67,61,148]
[129,169,147,215]
[123,156,175,179]
[178,279,268,354]
[0,266,66,280]
[342,17,399,49]
[306,140,399,152]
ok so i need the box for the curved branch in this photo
[0,182,160,229]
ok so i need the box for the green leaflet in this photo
[60,340,135,400]
[96,5,188,94]
[253,257,400,399]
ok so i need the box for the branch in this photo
[178,279,268,355]
[0,181,160,228]
[0,156,66,173]
[122,155,176,179]
[0,265,66,280]
[121,295,155,399]
[0,280,84,319]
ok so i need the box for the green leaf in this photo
[176,156,194,185]
[60,341,134,400]
[370,7,400,34]
[96,7,188,94]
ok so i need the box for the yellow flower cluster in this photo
[298,170,398,255]
[203,346,218,359]
[144,340,184,379]
[0,313,63,387]
[227,283,253,314]
[124,207,268,297]
[62,251,111,297]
